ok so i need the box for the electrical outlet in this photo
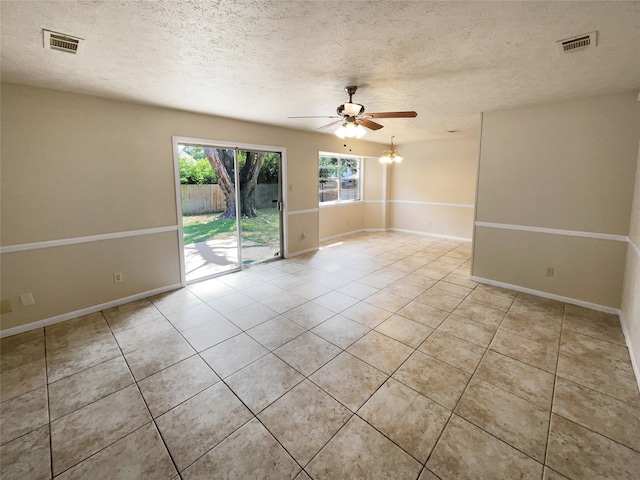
[545,267,555,277]
[0,299,13,314]
[114,272,123,283]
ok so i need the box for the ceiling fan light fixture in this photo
[379,136,403,164]
[335,118,366,139]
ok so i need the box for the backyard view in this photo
[179,145,281,280]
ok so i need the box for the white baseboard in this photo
[387,228,472,243]
[469,275,620,315]
[319,229,366,243]
[619,311,640,394]
[0,283,183,339]
[286,247,319,258]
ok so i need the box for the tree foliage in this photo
[179,146,217,184]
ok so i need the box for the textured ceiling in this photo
[1,1,639,144]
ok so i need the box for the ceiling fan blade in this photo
[288,115,340,119]
[365,111,418,119]
[315,119,343,131]
[359,118,384,130]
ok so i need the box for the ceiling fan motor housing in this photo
[337,102,365,117]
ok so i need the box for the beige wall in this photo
[621,140,640,380]
[0,83,384,331]
[473,93,640,309]
[388,137,478,239]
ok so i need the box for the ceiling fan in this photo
[288,86,417,139]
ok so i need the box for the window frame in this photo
[318,152,364,205]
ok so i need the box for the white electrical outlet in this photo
[114,272,123,283]
[545,267,555,277]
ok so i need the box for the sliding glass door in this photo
[175,140,282,283]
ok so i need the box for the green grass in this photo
[183,208,280,246]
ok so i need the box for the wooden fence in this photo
[181,184,279,215]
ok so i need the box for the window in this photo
[318,155,361,203]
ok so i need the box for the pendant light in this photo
[379,136,403,163]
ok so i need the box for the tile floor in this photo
[1,231,640,479]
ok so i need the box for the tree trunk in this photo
[204,148,236,218]
[238,151,265,218]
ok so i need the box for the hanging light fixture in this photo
[335,117,367,139]
[379,136,403,164]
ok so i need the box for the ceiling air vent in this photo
[43,29,84,55]
[556,31,597,54]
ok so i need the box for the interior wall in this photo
[387,137,478,240]
[0,82,384,332]
[621,140,640,379]
[473,93,640,309]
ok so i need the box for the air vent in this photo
[43,29,84,55]
[556,31,597,54]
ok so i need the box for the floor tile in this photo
[501,310,562,343]
[490,328,558,373]
[112,317,176,353]
[258,380,351,465]
[282,302,335,329]
[218,271,264,290]
[341,281,379,300]
[207,291,256,314]
[0,386,49,445]
[341,301,392,328]
[562,312,626,345]
[200,332,269,378]
[455,377,549,462]
[149,289,204,315]
[50,385,150,475]
[428,281,472,299]
[365,290,412,313]
[399,274,437,290]
[242,282,285,301]
[0,424,50,480]
[138,355,219,417]
[49,356,133,420]
[347,330,414,375]
[103,300,163,333]
[543,467,571,480]
[418,330,484,374]
[382,280,426,300]
[186,277,235,301]
[289,282,332,300]
[155,382,252,472]
[310,352,387,412]
[180,316,241,352]
[418,467,441,480]
[274,331,342,376]
[359,378,450,462]
[466,289,514,312]
[222,301,278,329]
[553,377,640,451]
[311,314,370,349]
[427,414,542,480]
[307,415,421,480]
[45,312,112,352]
[442,273,477,289]
[225,353,303,413]
[546,414,640,480]
[397,301,448,328]
[260,292,308,314]
[123,331,196,381]
[182,418,300,480]
[0,357,46,402]
[452,299,506,327]
[46,334,121,383]
[557,353,640,406]
[0,329,45,372]
[476,350,555,409]
[55,423,176,480]
[560,329,634,376]
[437,313,496,347]
[393,351,470,410]
[246,316,307,350]
[164,303,227,332]
[312,291,359,313]
[358,272,399,289]
[375,314,433,348]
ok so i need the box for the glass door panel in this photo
[238,150,282,266]
[179,144,240,282]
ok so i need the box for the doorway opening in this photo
[173,138,284,283]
